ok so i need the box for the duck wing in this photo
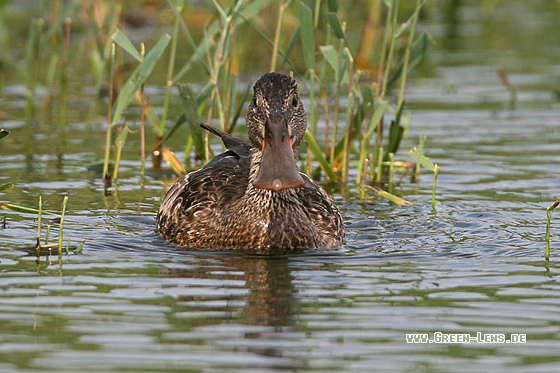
[156,125,252,245]
[297,175,346,247]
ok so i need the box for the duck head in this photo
[246,73,307,193]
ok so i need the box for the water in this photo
[1,1,560,372]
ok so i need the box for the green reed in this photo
[4,0,435,204]
[408,146,439,207]
[102,43,116,184]
[104,32,171,182]
[37,195,43,250]
[25,18,42,120]
[1,196,76,264]
[545,200,559,261]
[57,196,69,262]
[0,130,11,192]
[160,0,184,137]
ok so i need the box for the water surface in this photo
[1,1,560,372]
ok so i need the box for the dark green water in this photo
[1,1,560,372]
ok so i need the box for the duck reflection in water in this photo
[162,256,294,327]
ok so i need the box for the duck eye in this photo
[291,96,298,107]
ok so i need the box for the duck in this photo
[156,72,345,254]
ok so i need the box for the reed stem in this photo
[397,0,423,107]
[415,135,426,181]
[313,0,321,28]
[270,0,286,72]
[140,43,146,183]
[25,18,42,121]
[305,69,317,175]
[380,0,398,99]
[36,196,42,252]
[57,196,69,260]
[102,43,116,181]
[329,82,341,165]
[341,51,354,184]
[545,200,559,260]
[159,0,183,137]
[376,146,383,183]
[388,152,395,192]
[45,225,51,245]
[431,164,439,207]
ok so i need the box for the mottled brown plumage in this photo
[156,72,345,254]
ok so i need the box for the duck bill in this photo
[253,118,305,193]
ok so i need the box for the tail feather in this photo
[200,123,251,156]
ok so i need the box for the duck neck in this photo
[248,148,263,185]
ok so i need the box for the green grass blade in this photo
[408,147,435,171]
[178,83,200,119]
[320,45,340,78]
[366,101,388,138]
[111,34,171,127]
[338,46,349,83]
[0,202,59,216]
[133,91,162,132]
[304,130,337,181]
[44,1,77,39]
[281,26,300,70]
[36,196,42,247]
[111,29,142,62]
[75,240,85,255]
[112,123,129,181]
[238,0,275,21]
[297,0,315,69]
[366,185,412,206]
[229,84,251,133]
[167,0,196,50]
[159,3,182,137]
[546,200,559,260]
[196,81,217,106]
[209,0,228,21]
[57,196,69,259]
[431,164,439,207]
[0,183,13,192]
[408,32,433,71]
[387,32,433,88]
[327,0,340,11]
[159,113,186,148]
[25,18,42,119]
[357,100,388,183]
[177,83,205,161]
[173,37,211,83]
[324,12,345,39]
[173,0,273,83]
[386,120,404,157]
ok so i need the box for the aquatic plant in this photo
[0,129,12,192]
[1,195,81,265]
[408,145,439,207]
[2,0,436,205]
[545,200,559,261]
[104,31,171,182]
